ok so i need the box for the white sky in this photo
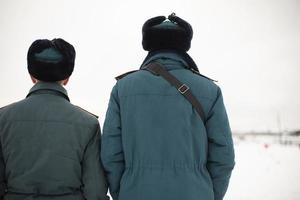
[0,0,299,132]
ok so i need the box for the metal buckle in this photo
[178,84,189,94]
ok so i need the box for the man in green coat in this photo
[0,39,109,200]
[101,14,235,200]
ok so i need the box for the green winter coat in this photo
[101,53,235,200]
[0,82,109,200]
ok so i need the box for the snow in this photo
[224,136,300,200]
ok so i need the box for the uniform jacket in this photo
[0,82,109,200]
[101,52,235,200]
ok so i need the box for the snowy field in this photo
[224,135,300,200]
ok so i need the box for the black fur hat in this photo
[27,38,76,82]
[142,13,193,52]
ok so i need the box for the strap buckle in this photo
[178,84,189,94]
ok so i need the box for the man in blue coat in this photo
[101,14,235,200]
[0,39,109,200]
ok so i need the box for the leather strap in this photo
[145,62,206,122]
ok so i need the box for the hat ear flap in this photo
[142,16,166,33]
[168,14,193,40]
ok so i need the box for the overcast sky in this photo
[0,0,299,132]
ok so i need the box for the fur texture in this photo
[27,38,75,82]
[142,15,193,52]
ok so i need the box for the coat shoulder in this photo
[0,101,20,114]
[74,106,99,119]
[0,105,9,112]
[115,70,139,81]
[189,68,217,82]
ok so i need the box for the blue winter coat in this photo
[101,53,235,200]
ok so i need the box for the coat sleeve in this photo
[101,85,124,200]
[0,142,6,199]
[81,123,110,200]
[205,87,235,200]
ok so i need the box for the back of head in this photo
[27,38,76,82]
[141,13,199,72]
[142,13,193,52]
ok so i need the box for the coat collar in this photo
[140,50,199,72]
[140,51,189,70]
[26,82,70,101]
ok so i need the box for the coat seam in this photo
[0,119,95,128]
[119,93,215,101]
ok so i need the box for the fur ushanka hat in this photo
[142,13,193,52]
[27,38,76,82]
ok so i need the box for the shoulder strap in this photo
[144,62,206,122]
[115,70,139,81]
[75,106,99,119]
[189,67,217,82]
